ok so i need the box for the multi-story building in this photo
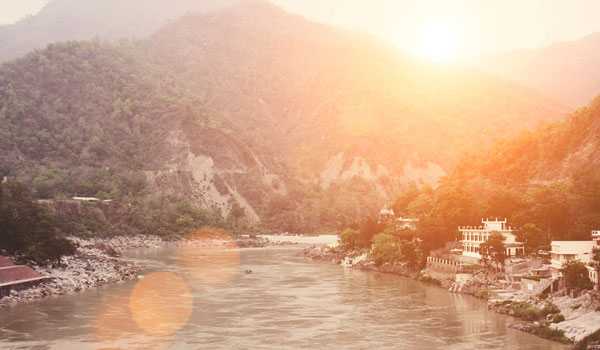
[549,240,596,271]
[459,218,524,259]
[592,230,600,245]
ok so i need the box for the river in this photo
[0,245,569,349]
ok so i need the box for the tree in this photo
[417,217,448,254]
[339,228,361,252]
[560,260,593,290]
[0,180,76,265]
[479,232,506,271]
[226,202,246,232]
[370,233,402,266]
[519,183,576,241]
[399,240,419,268]
[515,223,548,254]
[358,217,383,249]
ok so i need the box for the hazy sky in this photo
[0,0,48,25]
[2,0,600,59]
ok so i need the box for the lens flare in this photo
[129,272,193,336]
[94,291,141,342]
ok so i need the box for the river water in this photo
[0,246,569,350]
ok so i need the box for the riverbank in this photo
[300,246,418,278]
[0,234,274,308]
[301,245,600,348]
[488,290,600,346]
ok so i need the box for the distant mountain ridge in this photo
[471,32,600,108]
[0,1,570,232]
[0,0,238,62]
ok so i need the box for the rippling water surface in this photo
[0,246,569,349]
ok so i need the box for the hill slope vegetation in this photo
[0,1,569,233]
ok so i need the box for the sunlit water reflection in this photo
[0,247,569,349]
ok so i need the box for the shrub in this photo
[561,260,594,290]
[510,302,543,321]
[415,274,442,286]
[537,325,571,344]
[551,314,565,323]
[339,228,361,252]
[541,302,560,317]
[370,233,402,266]
[474,288,489,299]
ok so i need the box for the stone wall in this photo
[426,257,460,281]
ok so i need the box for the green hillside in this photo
[0,1,570,234]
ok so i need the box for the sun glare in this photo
[419,20,457,62]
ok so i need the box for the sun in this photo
[419,20,457,62]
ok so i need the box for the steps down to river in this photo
[0,256,50,296]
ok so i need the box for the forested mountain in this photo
[0,0,238,63]
[0,1,569,233]
[392,96,600,251]
[471,32,600,108]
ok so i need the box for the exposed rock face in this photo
[319,152,446,192]
[144,130,264,223]
[401,160,446,185]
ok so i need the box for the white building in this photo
[72,196,99,202]
[459,218,524,259]
[396,217,419,231]
[592,230,600,245]
[549,241,596,271]
[587,266,598,285]
[378,205,395,224]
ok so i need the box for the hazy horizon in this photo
[3,0,600,61]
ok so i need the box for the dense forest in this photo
[0,1,574,239]
[384,96,600,254]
